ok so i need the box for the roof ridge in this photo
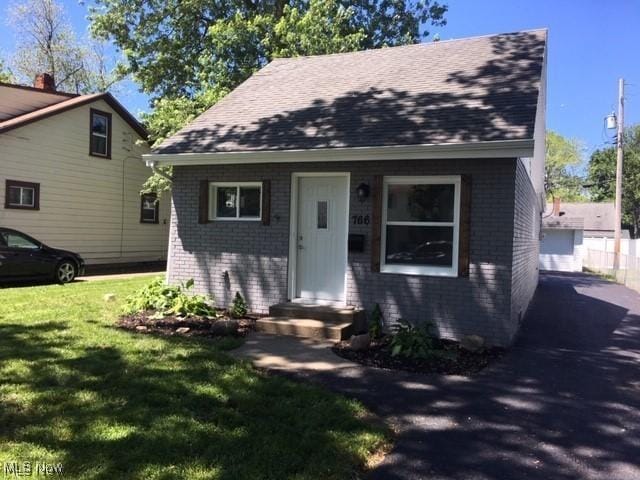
[0,81,79,98]
[269,28,548,63]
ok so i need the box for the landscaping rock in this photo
[135,325,147,331]
[210,319,240,336]
[460,334,485,352]
[176,327,190,334]
[103,293,116,302]
[349,332,371,351]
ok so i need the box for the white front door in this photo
[294,175,349,302]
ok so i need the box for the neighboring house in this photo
[540,200,626,272]
[144,30,548,347]
[0,74,170,266]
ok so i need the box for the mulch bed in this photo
[332,336,505,375]
[117,310,258,338]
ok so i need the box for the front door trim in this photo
[287,171,351,304]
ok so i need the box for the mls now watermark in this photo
[3,461,63,477]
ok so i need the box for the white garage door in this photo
[539,229,577,272]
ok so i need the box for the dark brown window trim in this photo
[5,179,40,210]
[140,193,159,224]
[89,108,112,159]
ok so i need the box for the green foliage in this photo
[0,59,14,83]
[90,0,446,195]
[229,291,248,318]
[90,0,447,98]
[545,130,586,201]
[390,319,436,360]
[123,277,217,318]
[141,87,230,147]
[368,303,384,338]
[139,87,229,196]
[587,125,640,236]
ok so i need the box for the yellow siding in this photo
[0,99,170,264]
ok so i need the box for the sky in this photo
[1,0,639,159]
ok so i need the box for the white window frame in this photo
[8,186,35,207]
[209,182,262,221]
[381,175,461,277]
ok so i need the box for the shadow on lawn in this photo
[0,322,383,479]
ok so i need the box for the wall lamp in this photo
[356,183,370,202]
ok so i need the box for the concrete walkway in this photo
[232,272,640,480]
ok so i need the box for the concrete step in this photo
[255,316,354,341]
[269,302,365,325]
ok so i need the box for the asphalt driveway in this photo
[235,272,640,479]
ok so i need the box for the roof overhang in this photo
[0,91,148,141]
[143,139,534,167]
[542,217,585,230]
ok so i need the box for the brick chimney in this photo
[34,73,56,92]
[552,197,561,216]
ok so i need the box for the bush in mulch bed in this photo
[332,335,504,376]
[116,277,258,338]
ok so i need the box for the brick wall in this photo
[509,158,541,342]
[168,157,527,346]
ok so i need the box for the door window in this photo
[317,201,328,229]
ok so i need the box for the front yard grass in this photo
[0,277,388,479]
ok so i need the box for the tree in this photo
[90,0,447,193]
[587,125,640,236]
[0,59,14,82]
[90,0,447,99]
[7,0,117,94]
[545,131,586,201]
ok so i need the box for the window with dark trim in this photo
[209,182,262,221]
[90,108,112,158]
[140,193,159,224]
[5,180,40,210]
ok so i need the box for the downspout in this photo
[145,159,173,283]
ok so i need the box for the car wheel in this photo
[56,260,77,284]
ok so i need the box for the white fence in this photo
[584,239,640,291]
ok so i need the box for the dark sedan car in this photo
[0,228,85,284]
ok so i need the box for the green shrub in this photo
[368,303,384,338]
[123,277,217,318]
[229,291,248,318]
[390,319,436,360]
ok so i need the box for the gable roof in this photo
[153,29,547,156]
[0,89,148,140]
[0,82,78,121]
[543,202,615,232]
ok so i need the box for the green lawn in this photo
[0,277,388,479]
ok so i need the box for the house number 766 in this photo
[352,215,370,225]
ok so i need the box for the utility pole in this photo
[613,78,625,271]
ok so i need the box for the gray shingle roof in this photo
[544,202,615,232]
[154,29,547,155]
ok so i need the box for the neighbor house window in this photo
[381,176,460,276]
[209,182,262,221]
[140,193,159,224]
[90,108,112,158]
[5,180,40,210]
